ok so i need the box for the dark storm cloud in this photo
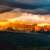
[14,0,50,14]
[0,0,50,14]
[0,0,50,6]
[15,0,50,5]
[0,5,13,13]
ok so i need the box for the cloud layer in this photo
[0,0,50,14]
[15,0,50,5]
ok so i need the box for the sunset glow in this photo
[0,12,50,32]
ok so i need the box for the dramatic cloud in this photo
[12,7,50,14]
[15,0,50,5]
[0,5,13,13]
[0,0,50,14]
[3,0,50,6]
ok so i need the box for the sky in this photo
[0,0,50,14]
[14,0,50,14]
[15,0,50,5]
[5,0,50,6]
